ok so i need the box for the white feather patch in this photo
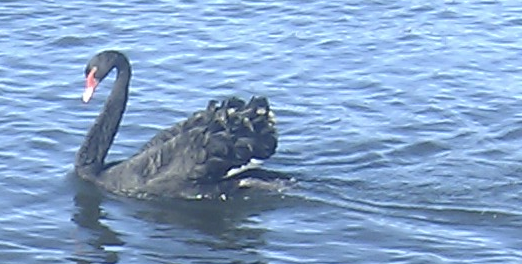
[223,158,264,178]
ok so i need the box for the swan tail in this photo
[228,96,277,160]
[190,96,278,182]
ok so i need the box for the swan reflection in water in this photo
[68,173,293,263]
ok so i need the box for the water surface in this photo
[1,0,522,263]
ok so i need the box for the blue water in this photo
[1,0,522,263]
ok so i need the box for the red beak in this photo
[83,67,98,103]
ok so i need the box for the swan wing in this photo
[108,97,277,197]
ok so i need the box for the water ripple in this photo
[1,0,522,263]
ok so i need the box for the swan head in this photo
[83,50,129,103]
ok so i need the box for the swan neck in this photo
[75,57,131,176]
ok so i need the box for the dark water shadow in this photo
[66,169,297,264]
[67,174,123,264]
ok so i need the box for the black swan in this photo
[75,50,278,200]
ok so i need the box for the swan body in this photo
[75,50,278,199]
